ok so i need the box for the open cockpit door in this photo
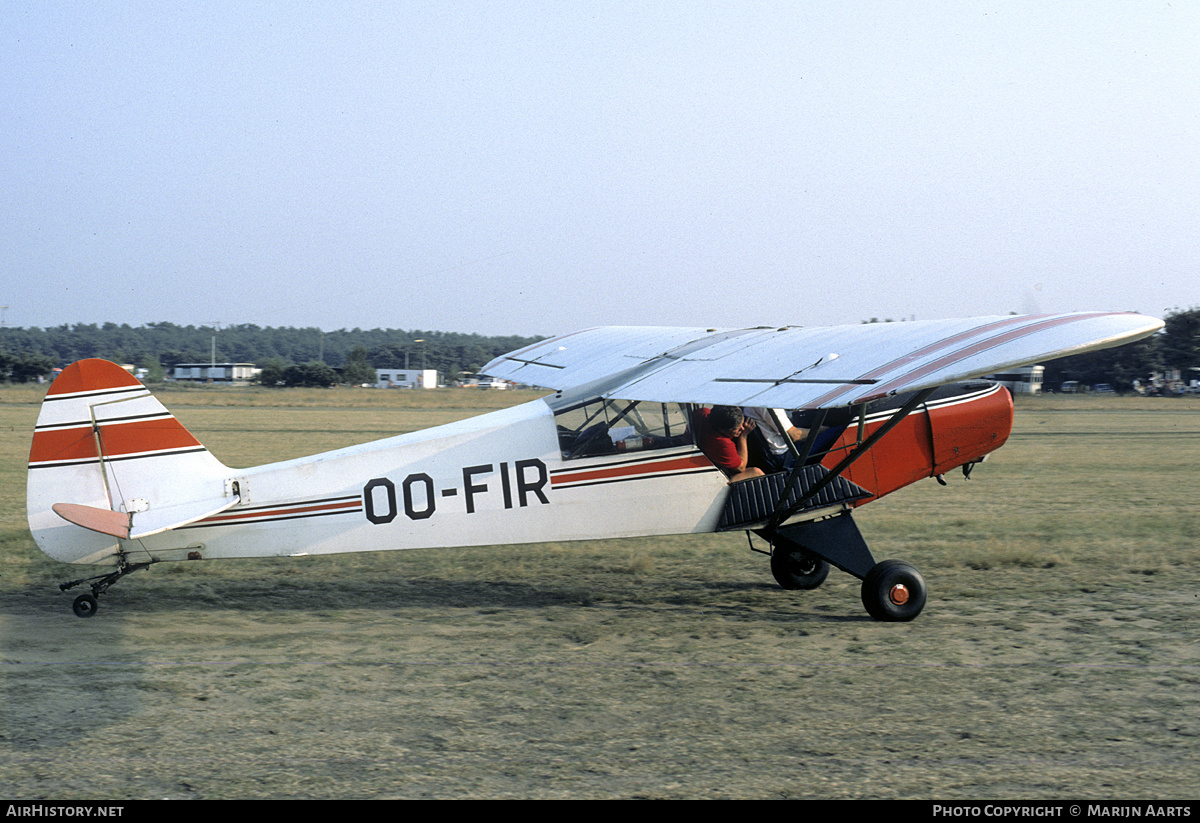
[711,386,938,534]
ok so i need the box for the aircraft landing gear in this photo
[769,545,830,590]
[763,513,929,621]
[72,593,99,618]
[59,557,151,618]
[860,560,927,622]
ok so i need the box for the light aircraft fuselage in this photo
[25,312,1163,620]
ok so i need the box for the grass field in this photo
[1,386,1197,798]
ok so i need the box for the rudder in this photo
[27,360,237,564]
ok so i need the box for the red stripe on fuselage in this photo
[193,498,363,526]
[551,454,713,486]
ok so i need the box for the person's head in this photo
[709,405,746,437]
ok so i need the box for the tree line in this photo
[1029,307,1198,392]
[0,323,543,386]
[0,309,1197,390]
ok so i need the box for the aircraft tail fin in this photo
[27,359,238,564]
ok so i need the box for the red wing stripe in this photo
[801,315,1038,409]
[854,313,1104,402]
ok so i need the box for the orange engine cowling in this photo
[822,382,1013,504]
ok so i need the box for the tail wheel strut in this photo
[60,559,151,618]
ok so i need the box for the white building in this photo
[986,365,1044,395]
[171,363,259,384]
[375,368,438,389]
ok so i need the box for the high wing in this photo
[481,312,1163,408]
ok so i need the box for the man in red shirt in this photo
[694,405,765,483]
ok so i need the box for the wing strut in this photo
[764,388,937,533]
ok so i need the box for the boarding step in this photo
[717,464,873,530]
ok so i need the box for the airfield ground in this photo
[1,386,1197,799]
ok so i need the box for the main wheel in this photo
[860,560,926,621]
[72,593,99,618]
[770,545,831,590]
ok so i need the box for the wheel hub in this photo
[888,583,910,606]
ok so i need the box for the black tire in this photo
[860,560,926,622]
[770,546,831,590]
[72,593,99,618]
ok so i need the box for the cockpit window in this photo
[554,399,693,459]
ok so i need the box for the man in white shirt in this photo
[742,407,809,472]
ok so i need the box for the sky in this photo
[4,1,1198,338]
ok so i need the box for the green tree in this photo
[1160,307,1200,374]
[257,358,287,387]
[342,346,376,385]
[283,361,337,387]
[10,353,57,383]
[137,354,166,383]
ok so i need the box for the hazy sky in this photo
[4,2,1197,337]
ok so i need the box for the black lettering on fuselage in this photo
[403,473,435,520]
[516,459,549,506]
[499,462,513,509]
[462,464,492,514]
[363,477,397,524]
[364,458,550,525]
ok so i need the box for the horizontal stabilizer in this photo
[52,503,132,539]
[53,496,240,540]
[127,496,241,539]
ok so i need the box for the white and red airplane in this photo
[27,312,1162,620]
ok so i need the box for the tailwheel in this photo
[72,593,99,618]
[770,545,830,590]
[60,557,151,618]
[860,560,927,622]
